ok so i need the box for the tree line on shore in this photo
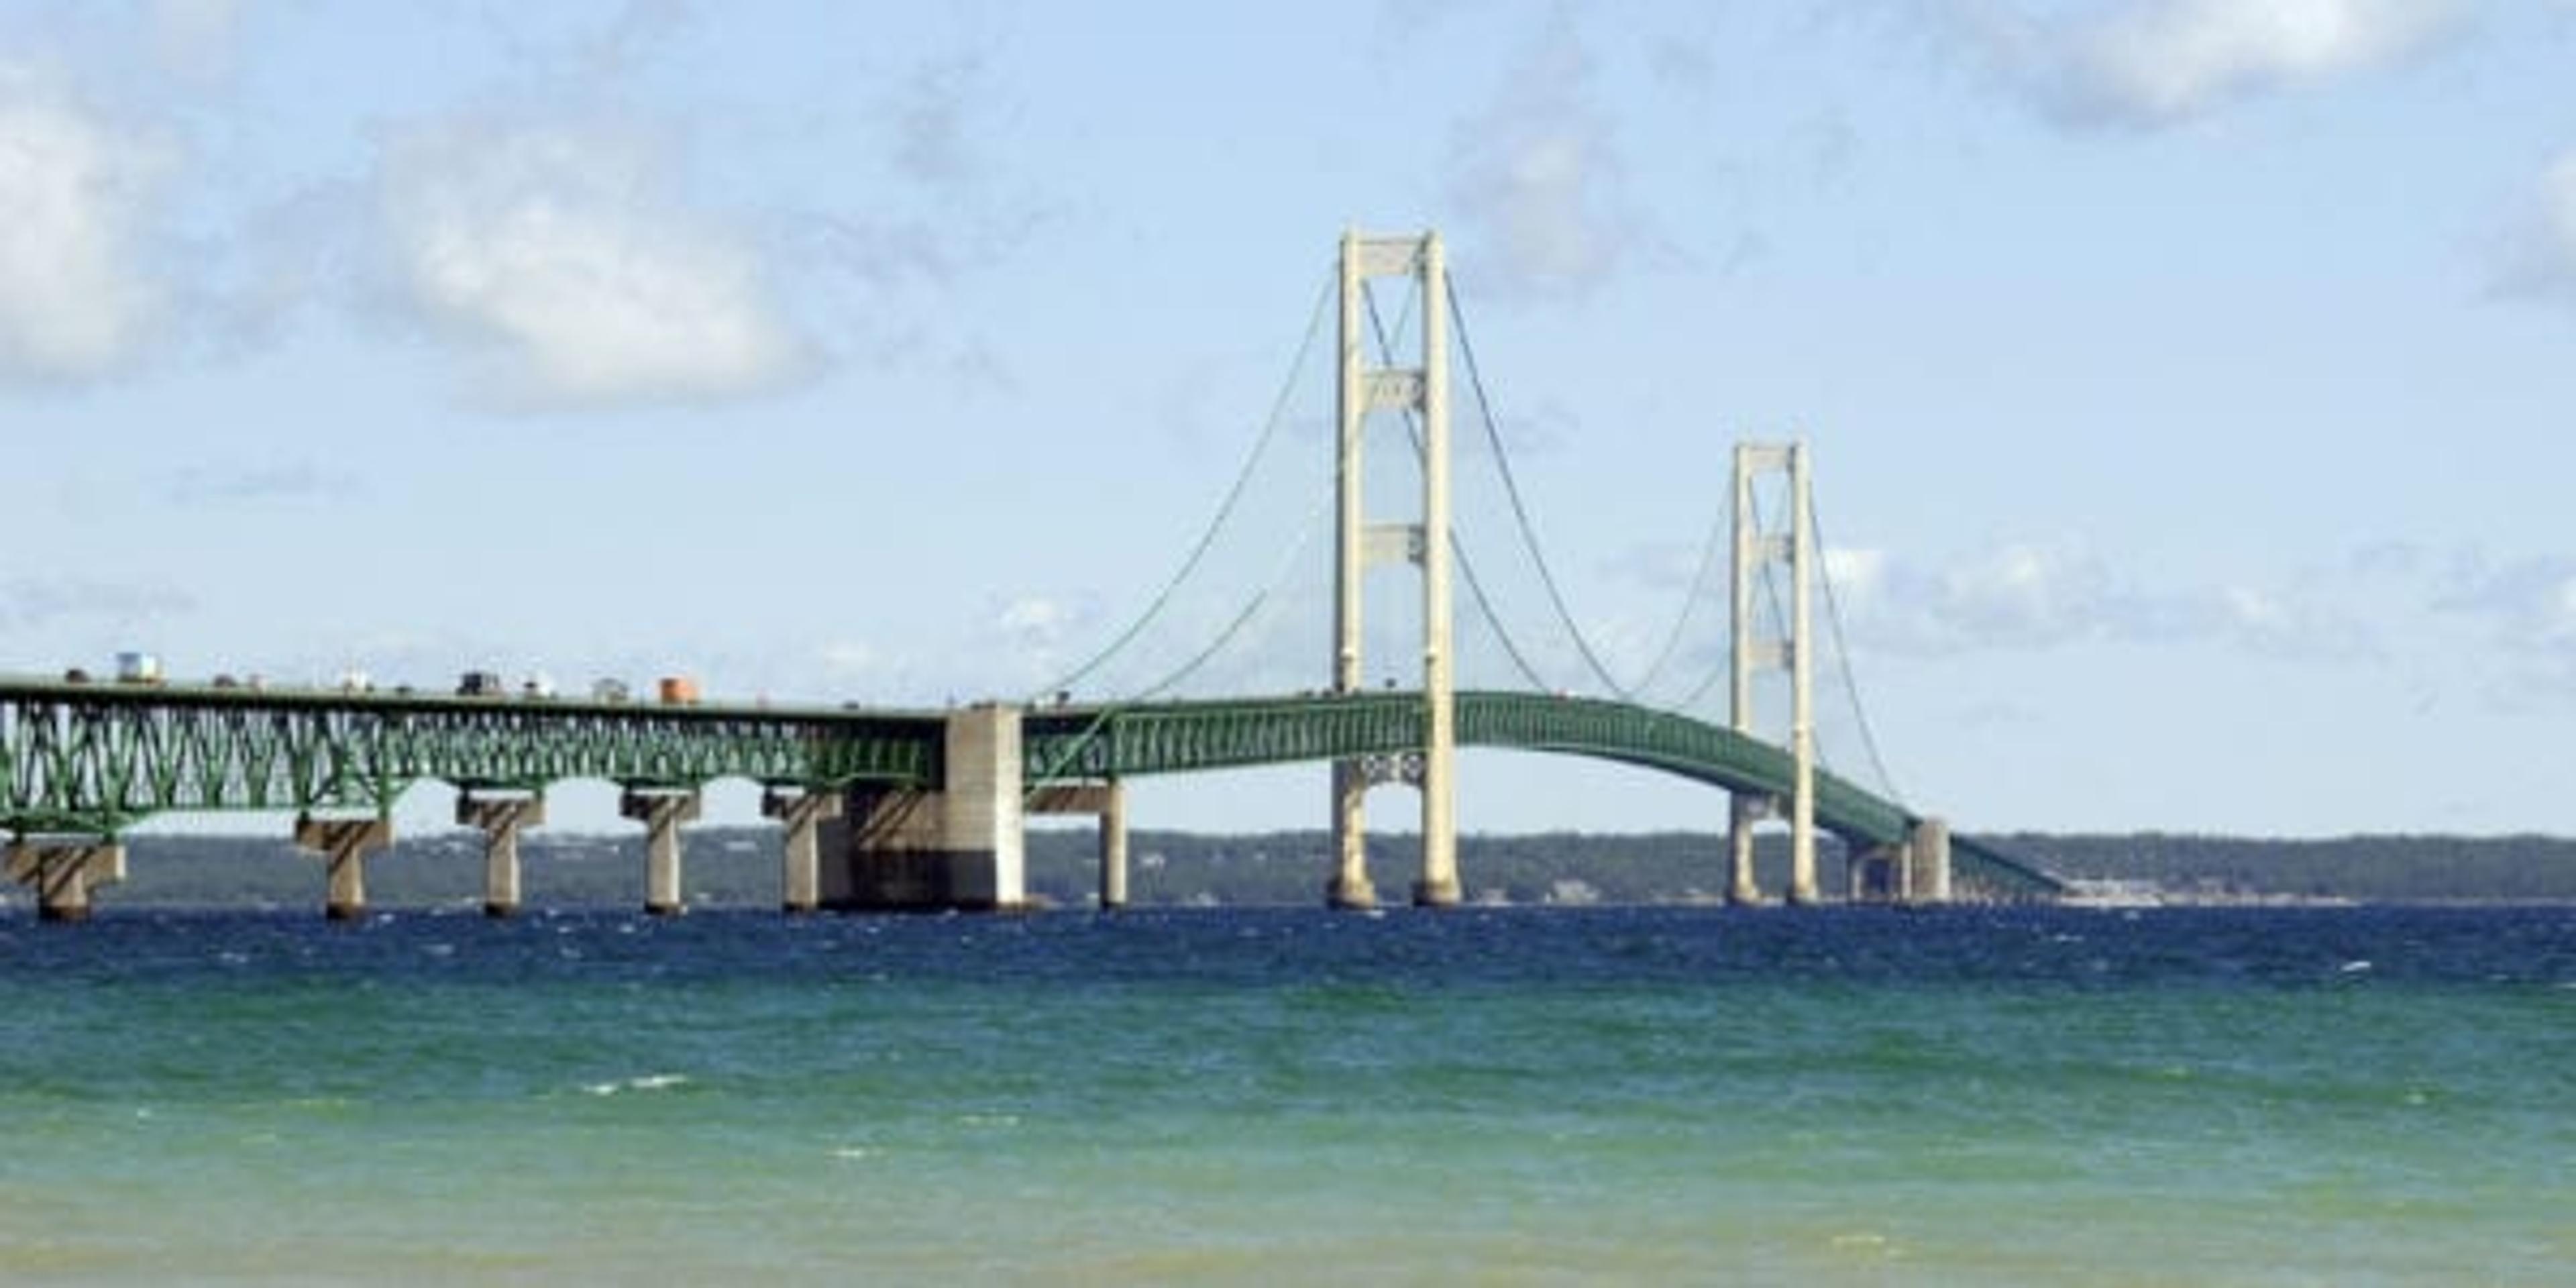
[23,826,2576,911]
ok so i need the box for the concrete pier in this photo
[1030,779,1127,910]
[1326,759,1378,910]
[6,839,126,922]
[1847,818,1953,904]
[458,792,543,917]
[1411,851,1463,908]
[1099,778,1128,910]
[1725,794,1768,906]
[620,789,702,916]
[820,705,1026,912]
[763,787,843,914]
[1905,817,1952,904]
[296,814,392,921]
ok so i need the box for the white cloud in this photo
[1819,539,2381,658]
[1933,542,2141,644]
[373,118,808,409]
[2498,148,2576,301]
[1822,546,1887,606]
[1444,16,1637,297]
[1989,0,2468,126]
[999,596,1072,645]
[0,65,169,384]
[2425,551,2576,702]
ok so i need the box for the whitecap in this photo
[2338,959,2373,974]
[585,1072,690,1096]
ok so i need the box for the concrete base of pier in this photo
[1849,818,1953,905]
[763,787,843,914]
[459,792,543,918]
[621,790,701,916]
[296,814,391,921]
[7,839,126,921]
[1905,818,1952,904]
[1325,871,1379,910]
[818,705,1025,912]
[1411,875,1462,908]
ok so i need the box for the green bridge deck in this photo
[0,677,2059,895]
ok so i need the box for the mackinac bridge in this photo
[0,231,2065,921]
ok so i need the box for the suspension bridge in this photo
[0,230,2063,920]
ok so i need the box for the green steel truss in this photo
[0,680,941,835]
[1028,690,2063,896]
[1,679,2057,894]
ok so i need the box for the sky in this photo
[7,0,2576,844]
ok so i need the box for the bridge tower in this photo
[1728,440,1820,906]
[1329,229,1460,910]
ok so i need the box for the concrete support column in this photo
[296,814,392,922]
[1905,817,1952,905]
[1098,778,1128,911]
[763,788,843,914]
[1327,761,1377,909]
[6,840,126,922]
[943,705,1025,910]
[458,792,543,918]
[1725,794,1764,906]
[621,789,701,916]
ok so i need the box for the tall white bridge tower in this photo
[1729,440,1821,906]
[1329,229,1460,910]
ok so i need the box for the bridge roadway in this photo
[0,676,2059,912]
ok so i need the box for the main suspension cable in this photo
[1811,498,1904,804]
[1445,278,1635,700]
[1031,266,1335,703]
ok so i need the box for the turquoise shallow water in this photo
[2,906,2571,1284]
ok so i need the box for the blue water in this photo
[3,906,2571,1283]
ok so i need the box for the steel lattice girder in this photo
[1027,690,2061,895]
[1030,690,1896,831]
[0,681,941,835]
